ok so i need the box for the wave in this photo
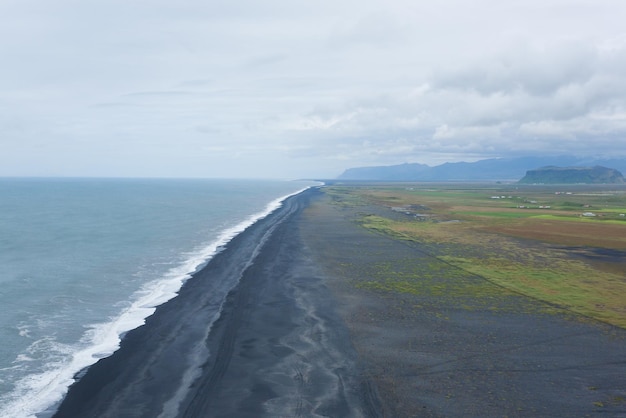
[0,186,312,418]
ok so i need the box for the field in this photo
[325,182,626,328]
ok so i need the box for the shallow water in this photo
[0,178,315,418]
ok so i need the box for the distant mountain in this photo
[337,156,626,182]
[518,166,625,184]
[338,162,430,181]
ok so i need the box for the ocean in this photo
[0,178,316,418]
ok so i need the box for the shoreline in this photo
[0,180,312,418]
[52,188,378,417]
[52,186,626,417]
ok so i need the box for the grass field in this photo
[325,183,626,328]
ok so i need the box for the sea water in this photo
[0,178,316,418]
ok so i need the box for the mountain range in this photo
[337,156,626,182]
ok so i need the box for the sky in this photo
[1,0,626,179]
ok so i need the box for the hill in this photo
[337,156,626,182]
[518,166,625,184]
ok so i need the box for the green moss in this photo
[351,256,522,314]
[323,185,626,328]
[456,211,537,219]
[440,255,626,328]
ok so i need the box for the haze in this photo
[1,0,625,179]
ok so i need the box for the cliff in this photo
[518,166,625,184]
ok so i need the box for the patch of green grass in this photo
[455,211,537,219]
[358,215,412,239]
[441,255,626,328]
[324,187,368,206]
[324,184,626,328]
[530,214,626,225]
[354,258,519,312]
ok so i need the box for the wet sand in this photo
[53,187,626,417]
[53,188,379,418]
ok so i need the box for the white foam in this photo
[0,186,312,418]
[17,324,31,339]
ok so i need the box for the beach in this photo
[53,187,626,417]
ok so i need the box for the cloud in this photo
[329,11,409,48]
[1,0,626,178]
[432,42,598,96]
[275,38,626,168]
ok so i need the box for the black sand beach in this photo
[53,189,378,418]
[53,187,626,417]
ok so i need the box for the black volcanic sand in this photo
[53,189,379,418]
[53,188,626,417]
[300,190,626,417]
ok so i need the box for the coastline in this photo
[0,179,313,418]
[51,186,626,417]
[52,188,378,417]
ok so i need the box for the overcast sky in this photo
[1,0,625,178]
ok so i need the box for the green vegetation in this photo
[441,255,626,326]
[325,183,626,328]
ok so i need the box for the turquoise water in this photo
[0,178,316,417]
